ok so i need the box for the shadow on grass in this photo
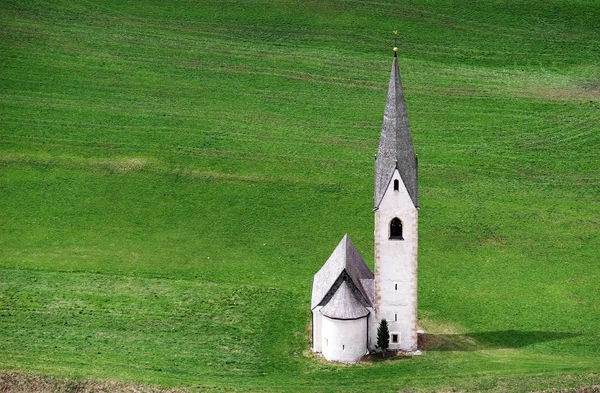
[419,330,580,352]
[362,351,411,363]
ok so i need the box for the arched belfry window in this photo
[394,179,399,191]
[390,218,403,240]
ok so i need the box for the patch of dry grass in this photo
[0,372,187,393]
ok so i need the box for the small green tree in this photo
[376,319,390,355]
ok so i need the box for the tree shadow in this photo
[419,330,580,352]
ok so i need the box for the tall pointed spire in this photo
[374,50,418,208]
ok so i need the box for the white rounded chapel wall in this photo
[321,315,367,363]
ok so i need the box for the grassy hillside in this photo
[1,0,599,391]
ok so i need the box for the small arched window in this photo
[394,179,399,191]
[390,218,403,240]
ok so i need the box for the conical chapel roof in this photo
[375,52,418,209]
[320,280,370,319]
[311,235,374,311]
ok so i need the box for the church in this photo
[311,48,419,363]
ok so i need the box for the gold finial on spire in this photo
[393,30,398,52]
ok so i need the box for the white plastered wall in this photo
[373,169,418,351]
[321,315,368,363]
[312,307,323,353]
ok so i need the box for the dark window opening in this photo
[390,218,403,240]
[394,283,398,290]
[394,179,399,191]
[392,334,399,343]
[394,313,398,322]
[342,345,345,351]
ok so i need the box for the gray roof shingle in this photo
[320,280,370,319]
[375,53,418,209]
[311,234,374,313]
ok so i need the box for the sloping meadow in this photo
[1,0,599,391]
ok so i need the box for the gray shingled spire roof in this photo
[375,51,418,209]
[311,234,374,313]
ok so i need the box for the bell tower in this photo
[370,48,418,352]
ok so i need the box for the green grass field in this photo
[1,0,599,391]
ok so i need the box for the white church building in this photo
[311,49,419,363]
